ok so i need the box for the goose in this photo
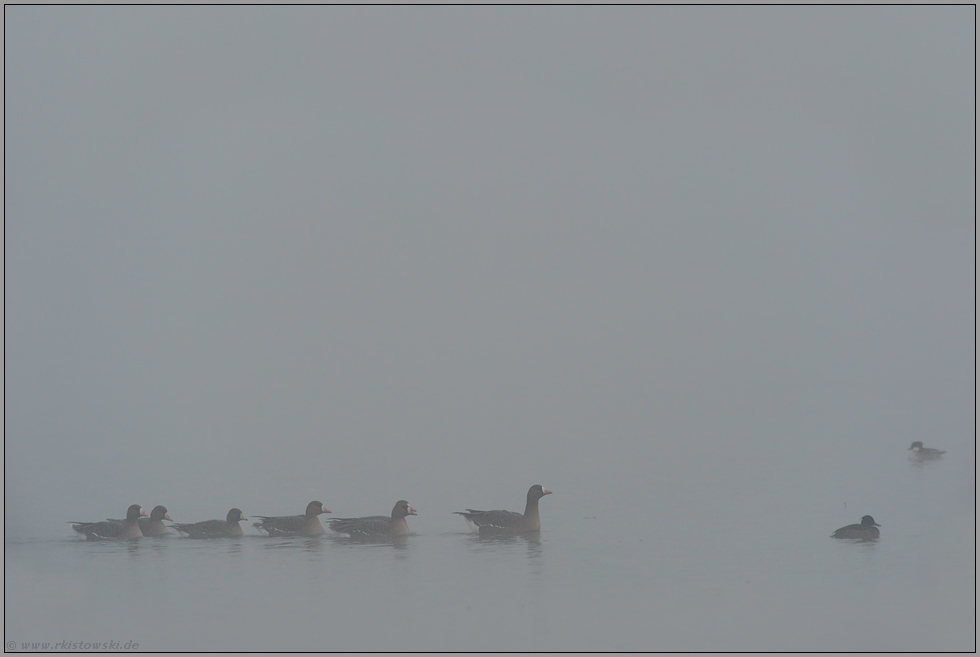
[454,485,552,535]
[253,501,331,536]
[71,504,147,540]
[173,508,248,538]
[328,500,417,538]
[110,505,173,536]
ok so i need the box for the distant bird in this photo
[110,505,173,537]
[328,500,417,538]
[173,509,248,538]
[831,515,881,540]
[454,485,552,535]
[253,501,331,537]
[71,504,147,541]
[908,441,945,461]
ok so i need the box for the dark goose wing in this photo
[454,509,525,530]
[328,515,392,536]
[252,514,306,536]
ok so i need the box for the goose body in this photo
[253,501,330,537]
[72,505,147,541]
[174,509,247,538]
[328,500,416,538]
[454,485,552,535]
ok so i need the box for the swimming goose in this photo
[328,500,417,538]
[253,501,331,536]
[173,509,248,538]
[110,505,173,536]
[71,505,147,540]
[454,485,552,535]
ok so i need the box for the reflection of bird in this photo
[454,485,552,535]
[328,500,417,538]
[110,505,173,536]
[908,441,945,461]
[173,509,248,538]
[253,501,331,536]
[831,515,880,540]
[71,505,147,540]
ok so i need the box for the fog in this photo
[4,8,975,649]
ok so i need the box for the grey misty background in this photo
[4,8,975,538]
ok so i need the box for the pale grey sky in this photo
[5,7,974,535]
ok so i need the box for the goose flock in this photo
[69,440,947,544]
[70,485,551,541]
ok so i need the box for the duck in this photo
[908,441,945,461]
[831,515,881,540]
[252,501,331,536]
[454,485,552,535]
[173,509,248,538]
[328,500,417,538]
[71,504,147,540]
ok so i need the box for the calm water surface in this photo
[5,451,975,652]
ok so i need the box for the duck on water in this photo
[908,441,945,461]
[831,515,880,540]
